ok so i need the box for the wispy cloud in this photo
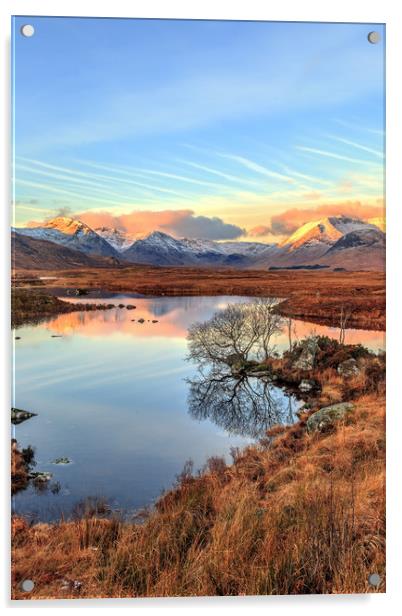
[14,179,132,207]
[13,203,49,213]
[281,167,333,187]
[178,160,260,187]
[295,146,380,166]
[334,119,385,137]
[18,158,189,200]
[326,136,384,158]
[132,167,225,189]
[16,162,141,203]
[218,154,297,184]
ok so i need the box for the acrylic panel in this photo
[11,16,386,599]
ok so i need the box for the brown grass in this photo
[11,388,385,599]
[11,440,30,495]
[12,267,385,330]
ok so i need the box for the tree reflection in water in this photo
[187,371,298,438]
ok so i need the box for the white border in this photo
[1,1,401,614]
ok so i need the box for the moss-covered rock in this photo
[306,402,354,433]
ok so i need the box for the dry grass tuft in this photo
[12,392,385,599]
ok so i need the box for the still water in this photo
[12,295,384,521]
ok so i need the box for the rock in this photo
[11,407,37,425]
[52,457,71,465]
[137,318,145,323]
[15,336,21,340]
[60,579,83,592]
[337,358,360,378]
[299,379,315,392]
[306,402,354,433]
[294,338,318,371]
[152,320,158,323]
[30,471,52,483]
[126,305,136,310]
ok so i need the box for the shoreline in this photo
[12,266,385,331]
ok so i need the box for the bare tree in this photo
[339,304,352,345]
[187,303,261,368]
[187,300,283,369]
[252,298,284,361]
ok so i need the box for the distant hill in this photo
[11,232,122,270]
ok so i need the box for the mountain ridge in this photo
[13,215,385,271]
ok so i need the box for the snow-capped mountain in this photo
[12,215,385,271]
[121,231,280,266]
[245,216,383,270]
[14,217,119,257]
[94,226,135,251]
[281,216,378,252]
[122,231,222,266]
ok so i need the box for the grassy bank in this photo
[12,348,385,599]
[13,267,385,330]
[11,288,114,328]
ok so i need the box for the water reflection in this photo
[188,372,298,438]
[13,295,384,521]
[53,294,385,352]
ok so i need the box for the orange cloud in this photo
[248,225,271,237]
[77,209,244,240]
[269,200,385,236]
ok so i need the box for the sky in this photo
[12,17,385,242]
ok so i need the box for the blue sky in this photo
[12,17,385,240]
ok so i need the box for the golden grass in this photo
[12,390,385,599]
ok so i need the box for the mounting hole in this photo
[20,24,35,38]
[21,579,35,592]
[368,573,381,587]
[367,31,380,44]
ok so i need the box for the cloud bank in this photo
[268,200,384,236]
[77,209,245,240]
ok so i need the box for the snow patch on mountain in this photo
[14,217,118,257]
[95,227,135,251]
